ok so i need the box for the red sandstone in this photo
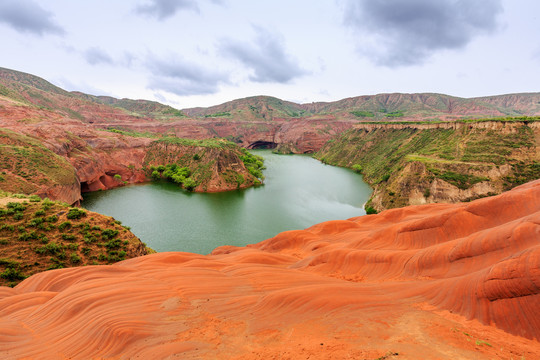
[0,180,539,359]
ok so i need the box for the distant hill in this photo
[184,92,540,121]
[1,66,539,123]
[0,67,184,122]
[182,95,311,120]
[72,92,186,120]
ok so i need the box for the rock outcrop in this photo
[1,180,539,359]
[317,119,540,211]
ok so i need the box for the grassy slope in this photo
[85,94,186,120]
[316,118,540,210]
[0,128,78,196]
[0,195,153,287]
[182,95,311,120]
[0,67,185,121]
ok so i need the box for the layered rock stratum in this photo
[1,180,539,359]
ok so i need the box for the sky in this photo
[1,0,539,109]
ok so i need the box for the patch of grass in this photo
[204,111,231,118]
[475,339,492,347]
[156,136,236,149]
[350,110,374,118]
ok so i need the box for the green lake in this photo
[81,150,372,254]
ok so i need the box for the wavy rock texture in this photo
[1,181,540,359]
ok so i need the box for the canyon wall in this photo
[317,119,540,211]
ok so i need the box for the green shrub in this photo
[70,253,81,263]
[151,170,160,180]
[105,239,121,249]
[66,208,86,220]
[58,221,72,230]
[183,177,197,191]
[34,210,46,217]
[352,164,363,173]
[36,242,63,255]
[61,234,76,241]
[46,215,58,222]
[365,206,378,215]
[101,229,119,240]
[18,231,39,241]
[83,235,97,244]
[28,217,44,227]
[0,267,26,281]
[7,202,26,212]
[29,195,41,202]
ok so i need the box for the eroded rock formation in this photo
[1,180,539,359]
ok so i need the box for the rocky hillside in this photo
[182,95,310,120]
[184,92,540,122]
[0,128,80,205]
[144,137,265,192]
[300,92,540,121]
[0,180,538,358]
[0,195,152,287]
[0,121,265,202]
[316,118,540,211]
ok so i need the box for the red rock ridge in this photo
[0,180,539,359]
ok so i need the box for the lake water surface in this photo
[82,151,372,254]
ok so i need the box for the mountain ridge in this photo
[2,66,540,123]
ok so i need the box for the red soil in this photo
[1,181,539,359]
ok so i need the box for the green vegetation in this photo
[102,127,161,138]
[66,208,86,220]
[145,137,265,191]
[0,195,152,287]
[316,118,539,211]
[156,136,237,149]
[0,128,78,196]
[350,110,374,118]
[93,96,185,119]
[428,168,488,190]
[365,206,378,215]
[384,110,404,118]
[150,163,198,191]
[205,111,231,118]
[239,149,265,180]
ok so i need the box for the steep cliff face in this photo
[143,138,264,192]
[317,119,540,211]
[0,128,80,205]
[0,181,539,359]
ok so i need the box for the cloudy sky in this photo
[1,0,539,108]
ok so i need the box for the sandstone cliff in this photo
[317,119,540,211]
[0,180,539,359]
